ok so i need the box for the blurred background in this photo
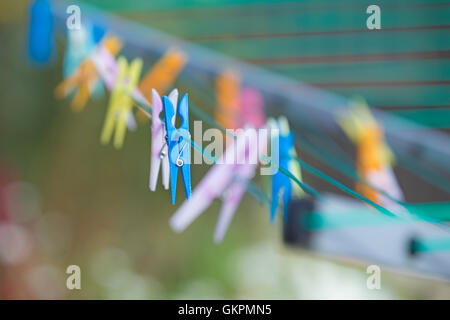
[0,0,449,299]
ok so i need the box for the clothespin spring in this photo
[159,141,167,159]
[176,140,189,167]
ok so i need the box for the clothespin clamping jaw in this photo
[269,117,303,223]
[149,89,179,191]
[162,94,191,204]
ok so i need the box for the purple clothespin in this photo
[170,126,266,242]
[149,89,178,191]
[91,44,150,108]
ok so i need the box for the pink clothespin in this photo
[149,89,178,191]
[239,87,266,129]
[170,126,266,242]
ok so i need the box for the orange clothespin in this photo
[136,48,187,122]
[215,70,241,129]
[338,98,404,208]
[55,36,122,111]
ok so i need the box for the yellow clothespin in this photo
[100,56,143,149]
[136,48,187,122]
[278,116,304,198]
[55,36,122,111]
[215,69,241,129]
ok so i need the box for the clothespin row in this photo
[52,19,311,233]
[337,98,406,215]
[88,37,193,203]
[169,80,306,240]
[168,81,269,241]
[55,36,123,111]
[170,126,265,242]
[28,0,54,65]
[170,88,278,242]
[268,116,304,223]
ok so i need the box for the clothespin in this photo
[28,0,54,65]
[215,70,241,129]
[55,36,123,111]
[63,24,96,78]
[136,49,187,123]
[239,87,266,129]
[162,93,191,203]
[100,56,143,149]
[269,116,303,223]
[91,39,149,112]
[92,23,106,44]
[337,98,406,214]
[149,89,179,191]
[170,126,264,242]
[63,24,105,100]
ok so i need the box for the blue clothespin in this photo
[28,0,54,65]
[270,117,295,223]
[162,93,192,204]
[92,23,106,44]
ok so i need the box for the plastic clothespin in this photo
[337,98,405,213]
[139,49,187,101]
[170,126,263,242]
[92,23,106,44]
[100,56,143,149]
[64,24,96,78]
[28,0,54,65]
[149,89,179,191]
[63,24,105,99]
[239,87,266,129]
[55,36,123,111]
[215,70,241,129]
[214,127,265,242]
[269,117,302,223]
[136,49,187,123]
[162,94,191,204]
[90,42,150,127]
